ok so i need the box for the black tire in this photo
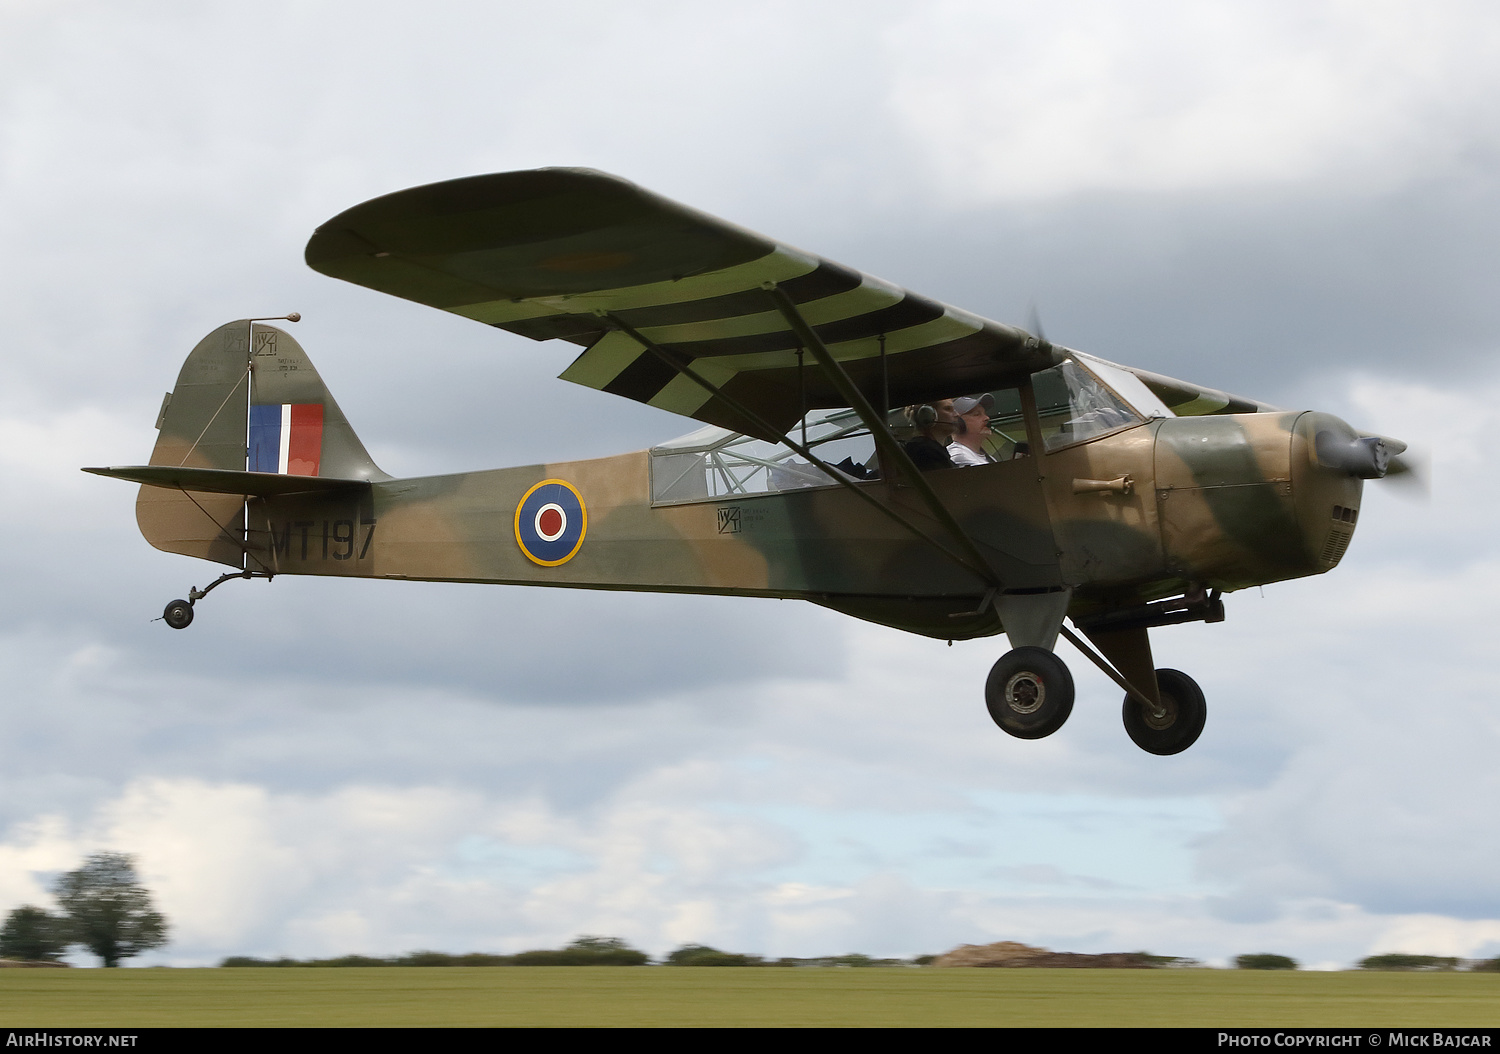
[1122,668,1206,755]
[163,599,194,630]
[985,646,1075,739]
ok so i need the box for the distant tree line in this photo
[662,945,925,967]
[223,936,651,968]
[12,858,1499,974]
[1,852,168,968]
[220,938,1500,971]
[221,936,937,968]
[1234,952,1500,971]
[1357,954,1475,971]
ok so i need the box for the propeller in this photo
[1314,430,1395,479]
[1314,424,1428,498]
[1381,448,1430,499]
[1027,302,1047,345]
[1022,301,1061,369]
[1027,301,1062,356]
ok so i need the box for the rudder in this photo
[138,320,386,568]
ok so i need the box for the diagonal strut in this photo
[603,312,996,585]
[761,283,1004,589]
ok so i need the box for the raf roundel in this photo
[514,479,587,566]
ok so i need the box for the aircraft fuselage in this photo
[235,408,1363,640]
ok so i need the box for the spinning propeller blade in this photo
[1381,449,1431,499]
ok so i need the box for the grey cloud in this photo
[4,0,1500,969]
[811,175,1500,406]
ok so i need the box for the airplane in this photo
[84,168,1413,755]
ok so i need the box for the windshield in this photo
[1033,359,1144,451]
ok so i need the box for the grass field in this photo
[2,968,1499,1028]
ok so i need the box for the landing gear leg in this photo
[985,589,1075,739]
[158,570,270,630]
[1067,624,1204,755]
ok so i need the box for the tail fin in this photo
[136,320,386,568]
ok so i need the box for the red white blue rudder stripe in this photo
[249,403,324,475]
[514,479,587,567]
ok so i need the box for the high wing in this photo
[1124,366,1280,417]
[305,169,1062,440]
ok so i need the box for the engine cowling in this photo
[1154,411,1365,589]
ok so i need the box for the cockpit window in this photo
[651,408,877,505]
[1033,359,1144,451]
[648,361,1148,504]
[971,387,1029,459]
[1071,353,1175,420]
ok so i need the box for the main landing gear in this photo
[985,646,1075,739]
[1122,668,1206,756]
[981,590,1213,754]
[985,645,1206,753]
[159,570,271,629]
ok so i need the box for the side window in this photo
[974,387,1028,460]
[650,409,877,505]
[1032,360,1142,451]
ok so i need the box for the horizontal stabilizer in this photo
[83,465,372,497]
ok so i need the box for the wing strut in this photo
[602,313,996,585]
[1057,624,1161,712]
[762,284,1004,589]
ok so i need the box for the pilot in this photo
[947,394,996,466]
[902,399,959,470]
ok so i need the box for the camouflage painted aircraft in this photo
[85,169,1414,755]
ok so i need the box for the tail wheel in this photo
[985,646,1075,739]
[162,599,194,630]
[1122,668,1206,755]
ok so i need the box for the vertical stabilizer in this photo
[138,321,251,568]
[244,324,385,481]
[137,320,386,569]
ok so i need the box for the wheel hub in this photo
[1143,696,1178,730]
[1004,672,1045,714]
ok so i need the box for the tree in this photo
[53,852,168,967]
[0,906,68,962]
[1235,953,1298,970]
[510,936,649,966]
[1357,953,1459,971]
[665,943,765,966]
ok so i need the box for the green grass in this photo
[1,968,1498,1028]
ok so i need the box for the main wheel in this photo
[1122,668,1206,755]
[985,646,1075,739]
[162,599,194,630]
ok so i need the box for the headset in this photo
[912,401,989,435]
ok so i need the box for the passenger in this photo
[947,394,996,466]
[902,400,958,470]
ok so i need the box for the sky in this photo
[2,0,1499,969]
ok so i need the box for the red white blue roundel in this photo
[514,479,587,566]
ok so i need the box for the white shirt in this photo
[947,442,994,467]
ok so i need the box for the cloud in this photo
[1191,371,1500,923]
[2,1,1499,972]
[11,771,1493,966]
[8,368,1500,965]
[888,0,1500,203]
